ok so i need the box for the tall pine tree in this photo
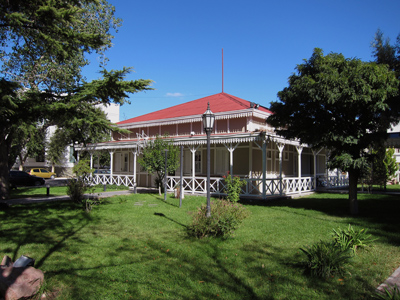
[0,1,153,199]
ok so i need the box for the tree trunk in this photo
[18,153,24,171]
[0,141,10,200]
[348,170,359,215]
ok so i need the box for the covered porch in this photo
[77,132,349,199]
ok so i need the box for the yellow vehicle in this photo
[28,168,57,179]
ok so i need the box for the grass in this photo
[358,183,400,193]
[9,184,129,199]
[1,192,400,299]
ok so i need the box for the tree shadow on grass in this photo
[154,212,187,228]
[48,237,274,299]
[0,194,390,299]
[240,192,400,247]
[35,233,378,300]
[0,201,95,266]
[237,241,376,299]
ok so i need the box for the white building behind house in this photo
[14,103,120,176]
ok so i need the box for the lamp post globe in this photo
[202,102,215,131]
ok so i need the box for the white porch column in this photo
[109,151,114,177]
[224,143,239,175]
[262,142,267,199]
[132,150,137,188]
[326,150,330,187]
[249,142,253,178]
[179,145,183,207]
[277,143,285,196]
[296,145,303,193]
[254,141,267,199]
[312,148,323,190]
[90,152,93,169]
[89,152,93,179]
[188,145,199,194]
[337,168,340,186]
[191,148,196,194]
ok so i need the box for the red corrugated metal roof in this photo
[118,92,272,125]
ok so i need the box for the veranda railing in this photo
[85,174,348,198]
[166,176,316,197]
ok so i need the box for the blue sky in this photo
[82,0,400,121]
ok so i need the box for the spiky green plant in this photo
[332,224,376,253]
[300,240,353,278]
[374,286,400,300]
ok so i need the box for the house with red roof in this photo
[78,92,347,198]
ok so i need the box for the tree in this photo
[9,123,46,171]
[47,128,70,173]
[368,147,398,190]
[383,148,399,187]
[267,48,399,215]
[372,29,400,119]
[0,1,153,199]
[372,29,400,76]
[138,136,180,195]
[369,30,400,191]
[47,105,116,173]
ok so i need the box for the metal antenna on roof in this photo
[222,48,224,93]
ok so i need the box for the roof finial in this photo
[222,48,224,93]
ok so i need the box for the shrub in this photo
[300,240,352,278]
[223,172,246,202]
[187,199,250,238]
[332,224,376,254]
[67,160,97,212]
[66,178,86,204]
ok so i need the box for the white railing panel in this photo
[85,174,136,187]
[84,173,348,198]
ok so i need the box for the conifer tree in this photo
[0,0,153,198]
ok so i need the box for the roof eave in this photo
[118,108,272,129]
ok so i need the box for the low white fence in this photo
[316,175,349,188]
[85,174,136,187]
[85,174,348,198]
[167,175,332,198]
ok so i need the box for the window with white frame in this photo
[123,153,129,172]
[195,151,201,173]
[216,148,229,175]
[284,151,289,161]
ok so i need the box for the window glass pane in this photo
[195,152,201,173]
[123,154,128,172]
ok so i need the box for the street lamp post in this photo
[202,102,215,218]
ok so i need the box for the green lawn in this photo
[358,183,400,192]
[9,184,129,199]
[1,192,399,299]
